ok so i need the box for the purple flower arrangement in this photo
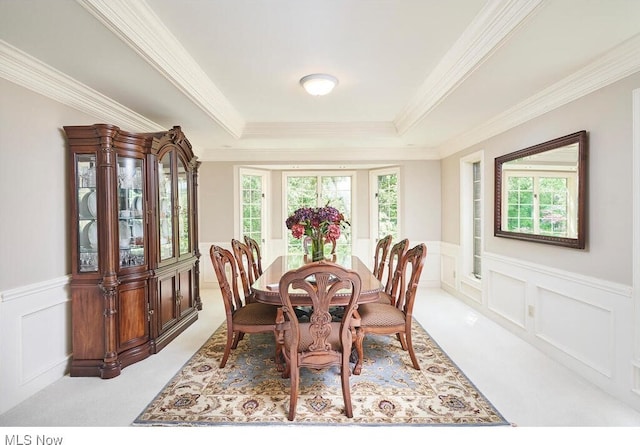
[286,205,349,242]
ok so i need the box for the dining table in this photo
[251,254,384,306]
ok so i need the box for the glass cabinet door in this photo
[117,156,145,268]
[177,157,191,256]
[158,153,174,261]
[76,154,98,272]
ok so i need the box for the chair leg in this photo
[397,332,408,350]
[288,365,299,421]
[405,327,420,370]
[353,328,365,375]
[220,331,234,368]
[341,353,354,418]
[232,331,244,349]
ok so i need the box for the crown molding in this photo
[394,0,543,135]
[0,39,162,132]
[437,32,640,159]
[243,121,399,140]
[198,145,440,163]
[78,0,245,138]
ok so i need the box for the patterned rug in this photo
[133,322,508,426]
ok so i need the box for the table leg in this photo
[275,307,286,373]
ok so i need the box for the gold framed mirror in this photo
[494,131,587,249]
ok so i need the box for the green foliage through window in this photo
[240,173,263,248]
[377,173,398,241]
[505,174,570,237]
[286,174,352,256]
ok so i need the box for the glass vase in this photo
[310,236,325,262]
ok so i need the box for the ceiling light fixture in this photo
[300,73,338,96]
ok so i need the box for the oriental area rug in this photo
[133,322,509,426]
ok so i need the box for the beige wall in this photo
[441,72,640,285]
[0,73,441,289]
[197,161,441,249]
[198,161,237,242]
[3,68,636,288]
[0,79,97,290]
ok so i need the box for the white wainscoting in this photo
[440,242,639,411]
[0,276,71,415]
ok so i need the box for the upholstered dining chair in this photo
[373,235,393,281]
[278,261,362,421]
[231,238,258,304]
[352,243,427,375]
[209,245,279,368]
[377,238,409,305]
[243,235,263,276]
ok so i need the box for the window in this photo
[239,168,266,252]
[284,172,353,256]
[460,152,483,284]
[472,162,482,279]
[370,168,400,242]
[503,171,576,238]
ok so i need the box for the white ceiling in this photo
[1,0,640,163]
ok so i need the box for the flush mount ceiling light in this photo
[300,73,338,96]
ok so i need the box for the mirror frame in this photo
[494,130,588,249]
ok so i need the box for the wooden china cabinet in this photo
[64,124,201,378]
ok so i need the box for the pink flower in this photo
[326,224,341,241]
[291,224,305,239]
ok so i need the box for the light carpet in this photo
[133,322,509,426]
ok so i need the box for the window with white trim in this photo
[283,172,353,256]
[370,168,400,243]
[239,168,267,252]
[460,152,484,283]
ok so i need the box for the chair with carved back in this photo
[243,235,263,276]
[209,245,279,368]
[373,235,393,281]
[352,243,427,375]
[302,236,337,255]
[377,238,409,305]
[278,261,362,421]
[231,238,258,304]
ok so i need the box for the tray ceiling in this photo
[1,0,640,162]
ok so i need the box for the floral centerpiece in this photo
[286,204,349,261]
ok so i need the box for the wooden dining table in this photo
[251,254,383,306]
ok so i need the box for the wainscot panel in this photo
[535,286,613,377]
[441,246,639,412]
[0,276,71,414]
[487,270,527,329]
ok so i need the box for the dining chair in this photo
[231,238,258,304]
[243,235,263,276]
[352,243,427,376]
[373,235,393,281]
[302,236,337,255]
[209,245,280,368]
[377,238,409,305]
[278,260,362,421]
